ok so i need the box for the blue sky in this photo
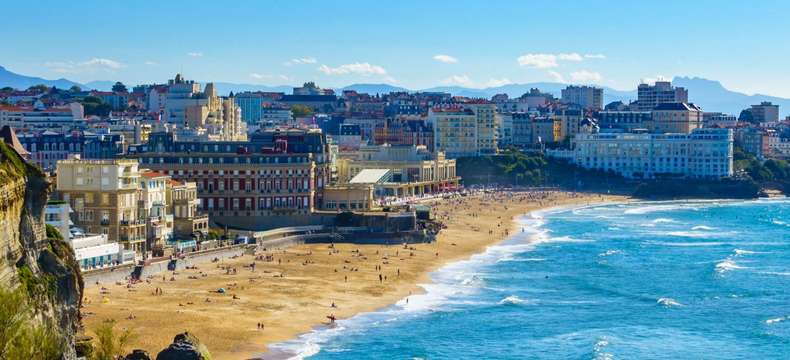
[2,0,789,95]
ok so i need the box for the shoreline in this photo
[81,191,628,359]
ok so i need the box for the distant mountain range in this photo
[1,65,787,116]
[0,65,83,90]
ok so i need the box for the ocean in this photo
[270,198,790,359]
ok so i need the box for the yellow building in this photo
[164,74,247,141]
[335,144,460,198]
[55,158,146,253]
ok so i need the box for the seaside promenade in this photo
[81,190,627,359]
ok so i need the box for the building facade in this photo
[549,128,733,179]
[561,85,603,110]
[636,81,688,111]
[55,158,147,253]
[127,128,330,230]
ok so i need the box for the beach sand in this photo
[81,191,626,359]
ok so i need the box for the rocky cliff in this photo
[0,142,83,359]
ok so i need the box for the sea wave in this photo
[593,337,613,360]
[624,204,696,215]
[691,225,716,231]
[657,297,683,307]
[765,316,790,325]
[715,259,746,274]
[599,249,623,257]
[498,295,533,306]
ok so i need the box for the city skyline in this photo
[3,0,790,96]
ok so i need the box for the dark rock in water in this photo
[156,332,212,360]
[125,349,152,360]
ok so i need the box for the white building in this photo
[0,104,83,130]
[548,128,733,179]
[44,201,134,270]
[70,231,135,270]
[561,85,603,110]
[45,201,72,241]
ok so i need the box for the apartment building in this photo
[55,158,147,253]
[636,81,688,111]
[561,85,603,110]
[429,102,499,157]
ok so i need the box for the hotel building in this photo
[548,128,733,179]
[127,127,330,230]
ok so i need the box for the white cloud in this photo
[284,57,317,66]
[44,58,125,73]
[558,53,583,62]
[569,70,603,83]
[433,54,458,64]
[517,54,560,69]
[441,75,474,87]
[187,52,203,57]
[517,52,602,68]
[547,71,567,83]
[144,61,158,66]
[318,62,388,76]
[81,58,123,69]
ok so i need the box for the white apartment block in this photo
[429,102,498,158]
[548,128,733,179]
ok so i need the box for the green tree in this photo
[80,96,112,117]
[111,82,128,93]
[0,287,63,360]
[27,84,49,93]
[69,85,82,93]
[0,86,14,93]
[91,319,134,360]
[290,104,314,118]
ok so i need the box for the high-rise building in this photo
[561,85,603,110]
[750,101,779,124]
[636,81,688,111]
[429,107,478,158]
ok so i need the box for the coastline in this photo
[81,191,627,359]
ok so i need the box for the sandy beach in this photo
[81,190,627,359]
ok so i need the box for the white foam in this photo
[666,231,716,238]
[715,259,746,274]
[498,295,533,305]
[624,204,692,215]
[657,297,683,307]
[599,249,623,257]
[733,249,767,256]
[648,241,725,247]
[766,316,789,325]
[593,337,613,360]
[691,225,716,231]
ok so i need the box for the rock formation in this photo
[155,332,212,360]
[0,141,83,358]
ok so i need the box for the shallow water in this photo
[270,198,790,359]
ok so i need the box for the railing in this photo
[120,219,145,226]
